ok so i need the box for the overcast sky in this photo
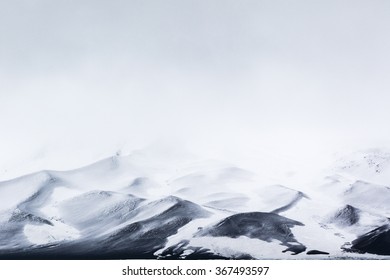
[1,0,390,174]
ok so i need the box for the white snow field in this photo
[0,147,390,259]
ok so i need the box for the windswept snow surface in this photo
[0,148,390,259]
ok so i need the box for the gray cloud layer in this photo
[1,0,390,168]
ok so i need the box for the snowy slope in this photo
[0,148,390,259]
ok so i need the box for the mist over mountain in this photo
[1,0,390,180]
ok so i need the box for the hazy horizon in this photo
[1,0,390,178]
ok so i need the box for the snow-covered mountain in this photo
[0,148,390,259]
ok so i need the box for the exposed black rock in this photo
[282,244,307,255]
[271,191,309,214]
[197,212,306,255]
[331,205,361,227]
[351,224,390,255]
[9,209,53,226]
[306,250,330,255]
[158,240,230,260]
[198,212,303,241]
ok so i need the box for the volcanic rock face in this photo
[331,205,361,227]
[198,212,303,243]
[0,149,390,259]
[197,212,306,255]
[351,225,390,255]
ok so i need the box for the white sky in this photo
[1,0,390,176]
